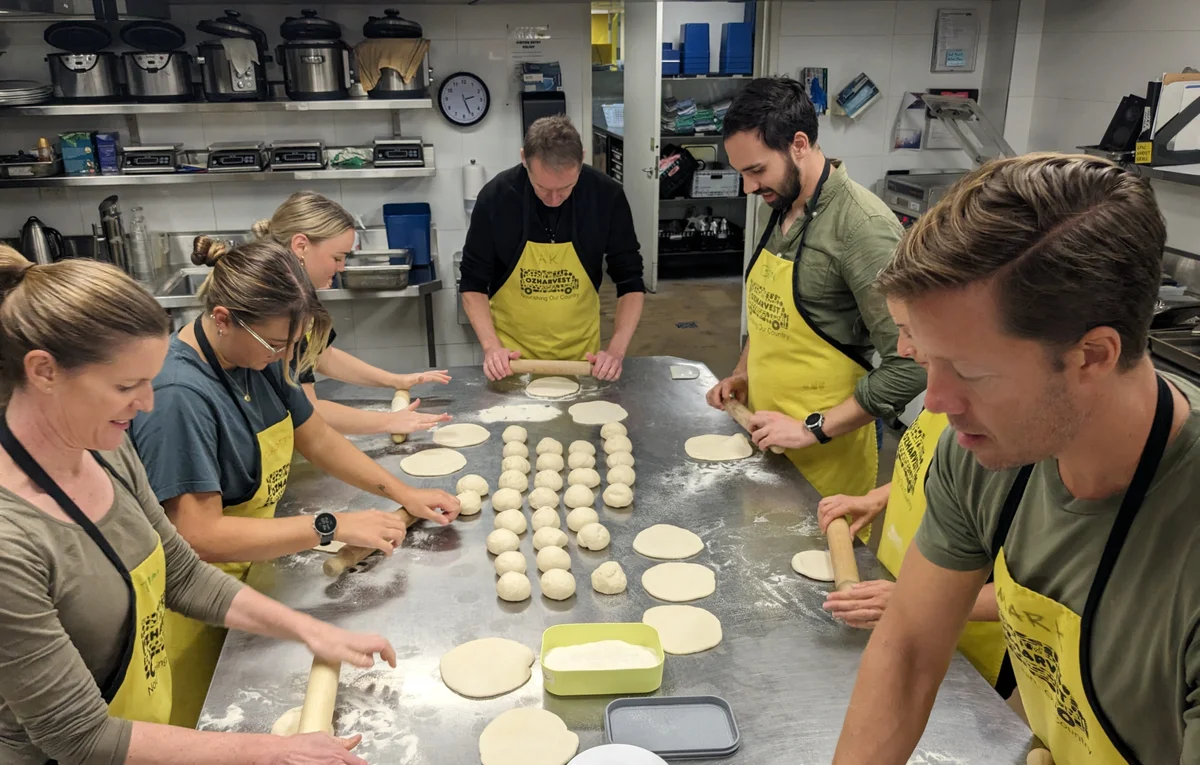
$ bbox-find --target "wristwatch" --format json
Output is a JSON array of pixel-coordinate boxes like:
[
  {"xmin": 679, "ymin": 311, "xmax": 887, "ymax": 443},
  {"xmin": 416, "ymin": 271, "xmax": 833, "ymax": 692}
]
[
  {"xmin": 313, "ymin": 512, "xmax": 338, "ymax": 546},
  {"xmin": 804, "ymin": 412, "xmax": 832, "ymax": 444}
]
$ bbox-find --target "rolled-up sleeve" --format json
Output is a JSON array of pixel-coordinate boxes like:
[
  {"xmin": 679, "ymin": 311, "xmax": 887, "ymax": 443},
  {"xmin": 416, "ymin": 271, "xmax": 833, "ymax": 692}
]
[
  {"xmin": 842, "ymin": 215, "xmax": 926, "ymax": 420},
  {"xmin": 603, "ymin": 189, "xmax": 646, "ymax": 296},
  {"xmin": 460, "ymin": 197, "xmax": 497, "ymax": 295}
]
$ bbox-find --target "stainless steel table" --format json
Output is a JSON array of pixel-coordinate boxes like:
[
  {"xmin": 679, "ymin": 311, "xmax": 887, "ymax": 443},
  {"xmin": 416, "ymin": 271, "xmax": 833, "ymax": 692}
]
[{"xmin": 197, "ymin": 357, "xmax": 1032, "ymax": 763}]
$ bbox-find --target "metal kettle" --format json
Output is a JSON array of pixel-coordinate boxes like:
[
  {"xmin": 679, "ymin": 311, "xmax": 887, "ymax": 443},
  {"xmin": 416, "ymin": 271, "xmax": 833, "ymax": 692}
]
[{"xmin": 20, "ymin": 216, "xmax": 65, "ymax": 265}]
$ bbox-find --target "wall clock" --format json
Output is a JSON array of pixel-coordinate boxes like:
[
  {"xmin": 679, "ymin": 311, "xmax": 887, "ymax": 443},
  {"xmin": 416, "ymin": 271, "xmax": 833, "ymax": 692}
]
[{"xmin": 438, "ymin": 71, "xmax": 491, "ymax": 127}]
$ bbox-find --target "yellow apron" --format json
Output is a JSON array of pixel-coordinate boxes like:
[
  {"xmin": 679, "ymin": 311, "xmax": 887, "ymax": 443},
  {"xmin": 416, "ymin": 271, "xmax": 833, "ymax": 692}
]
[
  {"xmin": 745, "ymin": 167, "xmax": 878, "ymax": 501},
  {"xmin": 990, "ymin": 376, "xmax": 1173, "ymax": 764},
  {"xmin": 166, "ymin": 316, "xmax": 296, "ymax": 728},
  {"xmin": 0, "ymin": 425, "xmax": 174, "ymax": 727},
  {"xmin": 489, "ymin": 188, "xmax": 601, "ymax": 361},
  {"xmin": 876, "ymin": 409, "xmax": 1007, "ymax": 687}
]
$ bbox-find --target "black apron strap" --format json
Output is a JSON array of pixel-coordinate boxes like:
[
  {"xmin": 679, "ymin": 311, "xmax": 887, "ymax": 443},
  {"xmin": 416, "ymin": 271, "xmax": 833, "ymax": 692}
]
[
  {"xmin": 990, "ymin": 464, "xmax": 1035, "ymax": 557},
  {"xmin": 744, "ymin": 208, "xmax": 780, "ymax": 282}
]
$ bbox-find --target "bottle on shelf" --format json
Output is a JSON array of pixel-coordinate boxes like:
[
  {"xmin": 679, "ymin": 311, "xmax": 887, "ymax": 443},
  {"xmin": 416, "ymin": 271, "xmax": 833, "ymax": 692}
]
[
  {"xmin": 126, "ymin": 206, "xmax": 156, "ymax": 284},
  {"xmin": 35, "ymin": 137, "xmax": 52, "ymax": 162}
]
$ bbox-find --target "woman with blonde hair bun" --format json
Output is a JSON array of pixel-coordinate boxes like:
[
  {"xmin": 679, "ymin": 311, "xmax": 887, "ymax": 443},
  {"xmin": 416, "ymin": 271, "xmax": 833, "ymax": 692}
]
[
  {"xmin": 236, "ymin": 189, "xmax": 451, "ymax": 437},
  {"xmin": 0, "ymin": 245, "xmax": 397, "ymax": 764},
  {"xmin": 130, "ymin": 239, "xmax": 459, "ymax": 727}
]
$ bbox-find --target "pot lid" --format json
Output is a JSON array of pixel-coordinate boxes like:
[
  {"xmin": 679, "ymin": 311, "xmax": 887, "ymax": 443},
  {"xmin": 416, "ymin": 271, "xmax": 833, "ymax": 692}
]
[
  {"xmin": 197, "ymin": 10, "xmax": 266, "ymax": 44},
  {"xmin": 280, "ymin": 9, "xmax": 342, "ymax": 41},
  {"xmin": 363, "ymin": 9, "xmax": 423, "ymax": 39},
  {"xmin": 121, "ymin": 20, "xmax": 188, "ymax": 53},
  {"xmin": 44, "ymin": 21, "xmax": 112, "ymax": 54}
]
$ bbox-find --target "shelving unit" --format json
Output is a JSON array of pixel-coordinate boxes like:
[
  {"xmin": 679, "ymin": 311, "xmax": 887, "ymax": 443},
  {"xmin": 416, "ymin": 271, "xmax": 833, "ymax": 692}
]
[{"xmin": 2, "ymin": 98, "xmax": 433, "ymax": 117}]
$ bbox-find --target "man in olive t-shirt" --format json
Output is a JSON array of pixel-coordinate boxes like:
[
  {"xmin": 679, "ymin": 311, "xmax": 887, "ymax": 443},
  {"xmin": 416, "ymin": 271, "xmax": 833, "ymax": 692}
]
[{"xmin": 832, "ymin": 153, "xmax": 1200, "ymax": 765}]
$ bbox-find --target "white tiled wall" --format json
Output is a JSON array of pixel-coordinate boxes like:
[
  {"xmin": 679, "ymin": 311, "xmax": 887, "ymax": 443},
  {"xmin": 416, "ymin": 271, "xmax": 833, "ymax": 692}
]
[
  {"xmin": 767, "ymin": 0, "xmax": 994, "ymax": 191},
  {"xmin": 0, "ymin": 2, "xmax": 592, "ymax": 371}
]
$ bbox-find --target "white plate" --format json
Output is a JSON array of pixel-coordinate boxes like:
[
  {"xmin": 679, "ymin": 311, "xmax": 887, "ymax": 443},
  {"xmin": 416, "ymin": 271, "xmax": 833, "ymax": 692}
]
[{"xmin": 569, "ymin": 744, "xmax": 668, "ymax": 765}]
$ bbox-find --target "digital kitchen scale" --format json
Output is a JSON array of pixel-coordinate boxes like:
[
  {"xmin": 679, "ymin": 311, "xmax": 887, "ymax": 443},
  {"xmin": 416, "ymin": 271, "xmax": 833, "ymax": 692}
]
[
  {"xmin": 881, "ymin": 170, "xmax": 966, "ymax": 216},
  {"xmin": 122, "ymin": 144, "xmax": 183, "ymax": 174},
  {"xmin": 373, "ymin": 137, "xmax": 424, "ymax": 168},
  {"xmin": 207, "ymin": 141, "xmax": 266, "ymax": 173},
  {"xmin": 269, "ymin": 140, "xmax": 326, "ymax": 171}
]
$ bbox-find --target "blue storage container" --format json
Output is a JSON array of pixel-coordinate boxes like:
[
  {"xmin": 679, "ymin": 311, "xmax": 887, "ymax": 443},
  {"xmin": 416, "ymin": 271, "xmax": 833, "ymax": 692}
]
[
  {"xmin": 720, "ymin": 22, "xmax": 753, "ymax": 63},
  {"xmin": 662, "ymin": 60, "xmax": 681, "ymax": 76},
  {"xmin": 383, "ymin": 203, "xmax": 431, "ymax": 266}
]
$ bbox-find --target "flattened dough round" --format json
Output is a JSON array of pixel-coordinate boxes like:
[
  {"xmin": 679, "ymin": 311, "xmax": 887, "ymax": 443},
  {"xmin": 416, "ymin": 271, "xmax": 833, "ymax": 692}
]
[
  {"xmin": 457, "ymin": 474, "xmax": 489, "ymax": 496},
  {"xmin": 457, "ymin": 490, "xmax": 483, "ymax": 516},
  {"xmin": 494, "ymin": 509, "xmax": 527, "ymax": 535},
  {"xmin": 602, "ymin": 484, "xmax": 633, "ymax": 508},
  {"xmin": 492, "ymin": 488, "xmax": 523, "ymax": 512},
  {"xmin": 791, "ymin": 550, "xmax": 835, "ymax": 582},
  {"xmin": 536, "ymin": 545, "xmax": 571, "ymax": 572},
  {"xmin": 643, "ymin": 605, "xmax": 722, "ymax": 655},
  {"xmin": 432, "ymin": 423, "xmax": 490, "ymax": 448},
  {"xmin": 633, "ymin": 524, "xmax": 704, "ymax": 560},
  {"xmin": 536, "ymin": 453, "xmax": 565, "ymax": 472},
  {"xmin": 607, "ymin": 465, "xmax": 635, "ymax": 486},
  {"xmin": 567, "ymin": 451, "xmax": 596, "ymax": 469},
  {"xmin": 684, "ymin": 433, "xmax": 752, "ymax": 462},
  {"xmin": 642, "ymin": 562, "xmax": 716, "ymax": 602},
  {"xmin": 591, "ymin": 561, "xmax": 627, "ymax": 594},
  {"xmin": 569, "ymin": 400, "xmax": 629, "ymax": 425},
  {"xmin": 531, "ymin": 505, "xmax": 561, "ymax": 531},
  {"xmin": 272, "ymin": 705, "xmax": 329, "ymax": 736},
  {"xmin": 503, "ymin": 425, "xmax": 528, "ymax": 443},
  {"xmin": 400, "ymin": 447, "xmax": 466, "ymax": 476},
  {"xmin": 479, "ymin": 707, "xmax": 579, "ymax": 765},
  {"xmin": 603, "ymin": 435, "xmax": 632, "ymax": 454},
  {"xmin": 564, "ymin": 484, "xmax": 594, "ymax": 509},
  {"xmin": 502, "ymin": 441, "xmax": 529, "ymax": 458},
  {"xmin": 527, "ymin": 376, "xmax": 580, "ymax": 398},
  {"xmin": 606, "ymin": 452, "xmax": 635, "ymax": 468},
  {"xmin": 496, "ymin": 571, "xmax": 531, "ymax": 602},
  {"xmin": 494, "ymin": 550, "xmax": 527, "ymax": 575},
  {"xmin": 441, "ymin": 637, "xmax": 535, "ymax": 698},
  {"xmin": 567, "ymin": 467, "xmax": 600, "ymax": 488},
  {"xmin": 577, "ymin": 522, "xmax": 610, "ymax": 551},
  {"xmin": 528, "ymin": 487, "xmax": 559, "ymax": 511},
  {"xmin": 566, "ymin": 506, "xmax": 599, "ymax": 532},
  {"xmin": 534, "ymin": 469, "xmax": 563, "ymax": 490},
  {"xmin": 600, "ymin": 422, "xmax": 627, "ymax": 439}
]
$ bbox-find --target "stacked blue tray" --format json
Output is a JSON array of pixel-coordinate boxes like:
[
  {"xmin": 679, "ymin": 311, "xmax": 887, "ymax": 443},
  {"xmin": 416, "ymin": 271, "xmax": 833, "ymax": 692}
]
[
  {"xmin": 719, "ymin": 22, "xmax": 753, "ymax": 75},
  {"xmin": 662, "ymin": 42, "xmax": 681, "ymax": 76},
  {"xmin": 680, "ymin": 22, "xmax": 710, "ymax": 75}
]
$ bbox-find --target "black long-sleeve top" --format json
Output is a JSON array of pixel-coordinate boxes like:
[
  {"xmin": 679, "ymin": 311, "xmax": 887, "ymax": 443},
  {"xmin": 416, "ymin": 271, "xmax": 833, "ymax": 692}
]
[{"xmin": 459, "ymin": 163, "xmax": 646, "ymax": 297}]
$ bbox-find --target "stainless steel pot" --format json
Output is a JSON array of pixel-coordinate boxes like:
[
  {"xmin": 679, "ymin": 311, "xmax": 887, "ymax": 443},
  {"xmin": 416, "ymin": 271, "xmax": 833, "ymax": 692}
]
[
  {"xmin": 277, "ymin": 41, "xmax": 350, "ymax": 101},
  {"xmin": 198, "ymin": 41, "xmax": 267, "ymax": 101},
  {"xmin": 124, "ymin": 51, "xmax": 194, "ymax": 103},
  {"xmin": 47, "ymin": 52, "xmax": 121, "ymax": 102},
  {"xmin": 367, "ymin": 52, "xmax": 431, "ymax": 99}
]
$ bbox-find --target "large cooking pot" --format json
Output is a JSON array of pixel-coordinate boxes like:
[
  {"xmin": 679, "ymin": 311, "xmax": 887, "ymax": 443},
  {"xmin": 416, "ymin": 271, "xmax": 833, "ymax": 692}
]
[
  {"xmin": 43, "ymin": 21, "xmax": 121, "ymax": 103},
  {"xmin": 361, "ymin": 9, "xmax": 429, "ymax": 100},
  {"xmin": 121, "ymin": 21, "xmax": 194, "ymax": 103},
  {"xmin": 278, "ymin": 10, "xmax": 349, "ymax": 101},
  {"xmin": 197, "ymin": 10, "xmax": 270, "ymax": 101}
]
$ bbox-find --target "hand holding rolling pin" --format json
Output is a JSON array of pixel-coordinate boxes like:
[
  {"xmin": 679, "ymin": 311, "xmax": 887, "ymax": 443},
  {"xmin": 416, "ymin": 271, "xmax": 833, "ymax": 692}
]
[
  {"xmin": 818, "ymin": 489, "xmax": 888, "ymax": 538},
  {"xmin": 748, "ymin": 410, "xmax": 818, "ymax": 451},
  {"xmin": 384, "ymin": 398, "xmax": 452, "ymax": 435},
  {"xmin": 482, "ymin": 345, "xmax": 521, "ymax": 381},
  {"xmin": 396, "ymin": 487, "xmax": 461, "ymax": 525},
  {"xmin": 586, "ymin": 348, "xmax": 625, "ymax": 381},
  {"xmin": 705, "ymin": 372, "xmax": 748, "ymax": 409},
  {"xmin": 302, "ymin": 620, "xmax": 397, "ymax": 671},
  {"xmin": 270, "ymin": 733, "xmax": 369, "ymax": 765}
]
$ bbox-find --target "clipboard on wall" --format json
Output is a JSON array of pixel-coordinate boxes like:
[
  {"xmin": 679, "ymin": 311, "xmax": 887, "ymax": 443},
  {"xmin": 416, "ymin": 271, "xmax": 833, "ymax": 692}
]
[{"xmin": 931, "ymin": 9, "xmax": 979, "ymax": 73}]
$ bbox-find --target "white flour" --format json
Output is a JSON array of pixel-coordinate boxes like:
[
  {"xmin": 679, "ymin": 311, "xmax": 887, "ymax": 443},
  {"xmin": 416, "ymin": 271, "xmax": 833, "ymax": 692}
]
[
  {"xmin": 477, "ymin": 403, "xmax": 562, "ymax": 423},
  {"xmin": 544, "ymin": 640, "xmax": 659, "ymax": 671}
]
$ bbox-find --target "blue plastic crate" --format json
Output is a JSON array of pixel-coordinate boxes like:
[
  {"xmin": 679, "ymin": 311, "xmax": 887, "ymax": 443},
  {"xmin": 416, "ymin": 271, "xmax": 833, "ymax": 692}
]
[
  {"xmin": 382, "ymin": 203, "xmax": 431, "ymax": 267},
  {"xmin": 662, "ymin": 61, "xmax": 681, "ymax": 76},
  {"xmin": 682, "ymin": 59, "xmax": 710, "ymax": 75}
]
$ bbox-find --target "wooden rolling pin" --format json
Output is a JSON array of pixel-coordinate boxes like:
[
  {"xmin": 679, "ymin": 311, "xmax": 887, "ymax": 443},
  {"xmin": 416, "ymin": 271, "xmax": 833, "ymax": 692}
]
[
  {"xmin": 297, "ymin": 657, "xmax": 340, "ymax": 735},
  {"xmin": 322, "ymin": 508, "xmax": 418, "ymax": 577},
  {"xmin": 509, "ymin": 359, "xmax": 592, "ymax": 377},
  {"xmin": 1026, "ymin": 749, "xmax": 1054, "ymax": 765},
  {"xmin": 390, "ymin": 389, "xmax": 411, "ymax": 445},
  {"xmin": 826, "ymin": 517, "xmax": 860, "ymax": 593},
  {"xmin": 723, "ymin": 399, "xmax": 786, "ymax": 455}
]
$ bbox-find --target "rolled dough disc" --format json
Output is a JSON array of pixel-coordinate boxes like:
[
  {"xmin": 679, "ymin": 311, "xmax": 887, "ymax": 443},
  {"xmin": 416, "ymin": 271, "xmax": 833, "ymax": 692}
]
[
  {"xmin": 641, "ymin": 562, "xmax": 716, "ymax": 603},
  {"xmin": 526, "ymin": 376, "xmax": 580, "ymax": 398},
  {"xmin": 791, "ymin": 550, "xmax": 835, "ymax": 582},
  {"xmin": 271, "ymin": 705, "xmax": 332, "ymax": 736},
  {"xmin": 390, "ymin": 390, "xmax": 411, "ymax": 445},
  {"xmin": 568, "ymin": 400, "xmax": 629, "ymax": 425},
  {"xmin": 632, "ymin": 524, "xmax": 704, "ymax": 560},
  {"xmin": 433, "ymin": 423, "xmax": 490, "ymax": 448},
  {"xmin": 642, "ymin": 605, "xmax": 723, "ymax": 655},
  {"xmin": 479, "ymin": 707, "xmax": 579, "ymax": 765},
  {"xmin": 400, "ymin": 447, "xmax": 466, "ymax": 476},
  {"xmin": 684, "ymin": 433, "xmax": 753, "ymax": 462},
  {"xmin": 440, "ymin": 637, "xmax": 535, "ymax": 698}
]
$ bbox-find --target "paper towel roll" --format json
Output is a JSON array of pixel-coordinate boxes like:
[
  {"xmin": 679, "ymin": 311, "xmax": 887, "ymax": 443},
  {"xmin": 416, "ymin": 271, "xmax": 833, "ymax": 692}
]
[{"xmin": 463, "ymin": 160, "xmax": 486, "ymax": 213}]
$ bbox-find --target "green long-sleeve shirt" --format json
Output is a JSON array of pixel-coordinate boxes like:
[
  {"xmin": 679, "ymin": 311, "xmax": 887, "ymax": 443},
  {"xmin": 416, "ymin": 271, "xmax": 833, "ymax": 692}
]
[{"xmin": 762, "ymin": 160, "xmax": 926, "ymax": 421}]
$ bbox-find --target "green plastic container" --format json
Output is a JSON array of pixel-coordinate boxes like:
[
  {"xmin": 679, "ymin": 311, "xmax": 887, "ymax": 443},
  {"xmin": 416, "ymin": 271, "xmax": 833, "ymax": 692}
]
[{"xmin": 541, "ymin": 623, "xmax": 665, "ymax": 697}]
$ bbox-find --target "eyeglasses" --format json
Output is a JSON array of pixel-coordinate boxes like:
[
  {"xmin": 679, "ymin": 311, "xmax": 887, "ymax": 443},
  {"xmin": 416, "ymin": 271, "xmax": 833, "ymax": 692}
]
[{"xmin": 236, "ymin": 318, "xmax": 288, "ymax": 356}]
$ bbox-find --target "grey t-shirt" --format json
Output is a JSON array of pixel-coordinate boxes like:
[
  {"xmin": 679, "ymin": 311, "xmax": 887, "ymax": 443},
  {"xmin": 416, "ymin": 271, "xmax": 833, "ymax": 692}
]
[
  {"xmin": 915, "ymin": 372, "xmax": 1200, "ymax": 764},
  {"xmin": 131, "ymin": 335, "xmax": 314, "ymax": 506}
]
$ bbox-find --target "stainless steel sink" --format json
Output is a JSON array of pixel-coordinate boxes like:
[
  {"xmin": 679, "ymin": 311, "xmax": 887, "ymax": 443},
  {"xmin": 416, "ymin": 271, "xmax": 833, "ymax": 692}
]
[{"xmin": 154, "ymin": 267, "xmax": 211, "ymax": 309}]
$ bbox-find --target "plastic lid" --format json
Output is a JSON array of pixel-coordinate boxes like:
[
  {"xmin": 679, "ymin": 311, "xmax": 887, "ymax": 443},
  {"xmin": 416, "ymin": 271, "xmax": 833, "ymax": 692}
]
[
  {"xmin": 120, "ymin": 20, "xmax": 188, "ymax": 53},
  {"xmin": 605, "ymin": 696, "xmax": 741, "ymax": 759},
  {"xmin": 280, "ymin": 9, "xmax": 342, "ymax": 41},
  {"xmin": 44, "ymin": 21, "xmax": 112, "ymax": 54},
  {"xmin": 363, "ymin": 9, "xmax": 423, "ymax": 39},
  {"xmin": 569, "ymin": 745, "xmax": 667, "ymax": 765}
]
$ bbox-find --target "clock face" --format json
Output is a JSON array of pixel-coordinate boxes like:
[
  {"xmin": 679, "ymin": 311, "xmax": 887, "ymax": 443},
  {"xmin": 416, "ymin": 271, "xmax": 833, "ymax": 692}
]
[{"xmin": 438, "ymin": 72, "xmax": 491, "ymax": 127}]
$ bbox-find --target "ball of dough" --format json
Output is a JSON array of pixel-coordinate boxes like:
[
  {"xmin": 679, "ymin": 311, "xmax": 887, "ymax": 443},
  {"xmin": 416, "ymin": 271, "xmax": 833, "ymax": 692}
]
[
  {"xmin": 531, "ymin": 505, "xmax": 561, "ymax": 531},
  {"xmin": 501, "ymin": 455, "xmax": 531, "ymax": 475},
  {"xmin": 533, "ymin": 526, "xmax": 568, "ymax": 551},
  {"xmin": 567, "ymin": 467, "xmax": 600, "ymax": 488},
  {"xmin": 564, "ymin": 484, "xmax": 595, "ymax": 509},
  {"xmin": 607, "ymin": 465, "xmax": 636, "ymax": 486},
  {"xmin": 603, "ymin": 484, "xmax": 633, "ymax": 508},
  {"xmin": 566, "ymin": 506, "xmax": 599, "ymax": 532},
  {"xmin": 592, "ymin": 561, "xmax": 627, "ymax": 594},
  {"xmin": 606, "ymin": 452, "xmax": 635, "ymax": 469},
  {"xmin": 494, "ymin": 509, "xmax": 527, "ymax": 535},
  {"xmin": 536, "ymin": 453, "xmax": 565, "ymax": 472},
  {"xmin": 540, "ymin": 569, "xmax": 576, "ymax": 600},
  {"xmin": 457, "ymin": 474, "xmax": 490, "ymax": 496},
  {"xmin": 492, "ymin": 487, "xmax": 523, "ymax": 512},
  {"xmin": 533, "ymin": 469, "xmax": 563, "ymax": 491},
  {"xmin": 577, "ymin": 522, "xmax": 611, "ymax": 551},
  {"xmin": 494, "ymin": 550, "xmax": 527, "ymax": 575},
  {"xmin": 568, "ymin": 440, "xmax": 596, "ymax": 456},
  {"xmin": 536, "ymin": 545, "xmax": 571, "ymax": 572},
  {"xmin": 457, "ymin": 490, "xmax": 483, "ymax": 516},
  {"xmin": 496, "ymin": 571, "xmax": 531, "ymax": 602},
  {"xmin": 604, "ymin": 435, "xmax": 633, "ymax": 454},
  {"xmin": 498, "ymin": 470, "xmax": 529, "ymax": 493},
  {"xmin": 600, "ymin": 422, "xmax": 628, "ymax": 439},
  {"xmin": 502, "ymin": 425, "xmax": 527, "ymax": 444},
  {"xmin": 501, "ymin": 441, "xmax": 529, "ymax": 459},
  {"xmin": 486, "ymin": 528, "xmax": 520, "ymax": 555},
  {"xmin": 528, "ymin": 487, "xmax": 559, "ymax": 511},
  {"xmin": 567, "ymin": 451, "xmax": 596, "ymax": 470},
  {"xmin": 536, "ymin": 437, "xmax": 563, "ymax": 455}
]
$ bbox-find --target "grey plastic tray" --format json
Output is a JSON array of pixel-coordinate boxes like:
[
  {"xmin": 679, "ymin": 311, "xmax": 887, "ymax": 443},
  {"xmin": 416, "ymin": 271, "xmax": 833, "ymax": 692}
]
[{"xmin": 605, "ymin": 695, "xmax": 740, "ymax": 759}]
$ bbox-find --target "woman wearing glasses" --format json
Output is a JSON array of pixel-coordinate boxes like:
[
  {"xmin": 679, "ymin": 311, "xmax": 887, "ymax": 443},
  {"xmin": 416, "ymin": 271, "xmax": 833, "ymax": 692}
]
[{"xmin": 130, "ymin": 240, "xmax": 459, "ymax": 727}]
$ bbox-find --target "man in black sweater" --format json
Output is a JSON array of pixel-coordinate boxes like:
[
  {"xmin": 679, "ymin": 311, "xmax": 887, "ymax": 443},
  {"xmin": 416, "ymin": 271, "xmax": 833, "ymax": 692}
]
[{"xmin": 460, "ymin": 115, "xmax": 646, "ymax": 381}]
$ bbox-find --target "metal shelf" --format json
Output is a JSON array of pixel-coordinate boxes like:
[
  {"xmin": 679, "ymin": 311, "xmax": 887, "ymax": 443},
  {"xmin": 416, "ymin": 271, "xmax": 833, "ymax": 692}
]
[
  {"xmin": 662, "ymin": 195, "xmax": 745, "ymax": 203},
  {"xmin": 1, "ymin": 98, "xmax": 433, "ymax": 117},
  {"xmin": 663, "ymin": 74, "xmax": 751, "ymax": 80}
]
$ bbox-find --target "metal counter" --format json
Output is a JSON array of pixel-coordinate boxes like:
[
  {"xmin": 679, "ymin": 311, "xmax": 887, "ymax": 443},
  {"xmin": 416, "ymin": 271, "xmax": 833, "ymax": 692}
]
[{"xmin": 197, "ymin": 357, "xmax": 1031, "ymax": 764}]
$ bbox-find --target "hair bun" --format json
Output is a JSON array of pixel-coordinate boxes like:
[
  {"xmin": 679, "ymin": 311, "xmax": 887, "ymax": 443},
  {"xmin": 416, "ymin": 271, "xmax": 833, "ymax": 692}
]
[
  {"xmin": 190, "ymin": 235, "xmax": 229, "ymax": 267},
  {"xmin": 250, "ymin": 219, "xmax": 272, "ymax": 239}
]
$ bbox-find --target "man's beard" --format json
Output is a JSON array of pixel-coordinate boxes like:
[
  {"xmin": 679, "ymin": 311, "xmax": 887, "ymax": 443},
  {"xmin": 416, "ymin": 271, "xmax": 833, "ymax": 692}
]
[{"xmin": 763, "ymin": 161, "xmax": 802, "ymax": 211}]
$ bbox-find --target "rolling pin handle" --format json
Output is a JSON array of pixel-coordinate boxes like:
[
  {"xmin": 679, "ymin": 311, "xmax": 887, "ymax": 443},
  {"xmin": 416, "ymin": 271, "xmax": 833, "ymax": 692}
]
[{"xmin": 826, "ymin": 517, "xmax": 860, "ymax": 593}]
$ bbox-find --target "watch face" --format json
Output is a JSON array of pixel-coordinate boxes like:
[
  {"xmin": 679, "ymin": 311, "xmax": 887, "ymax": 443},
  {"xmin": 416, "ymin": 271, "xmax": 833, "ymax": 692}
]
[
  {"xmin": 805, "ymin": 413, "xmax": 823, "ymax": 428},
  {"xmin": 314, "ymin": 513, "xmax": 337, "ymax": 534}
]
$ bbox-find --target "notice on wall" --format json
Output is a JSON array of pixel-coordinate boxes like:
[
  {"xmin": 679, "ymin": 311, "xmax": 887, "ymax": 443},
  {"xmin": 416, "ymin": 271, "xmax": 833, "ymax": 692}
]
[{"xmin": 931, "ymin": 9, "xmax": 978, "ymax": 73}]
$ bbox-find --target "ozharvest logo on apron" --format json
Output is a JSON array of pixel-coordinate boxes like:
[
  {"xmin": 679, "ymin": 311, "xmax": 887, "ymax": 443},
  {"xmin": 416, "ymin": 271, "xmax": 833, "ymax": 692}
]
[
  {"xmin": 746, "ymin": 277, "xmax": 791, "ymax": 335},
  {"xmin": 519, "ymin": 266, "xmax": 581, "ymax": 298}
]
